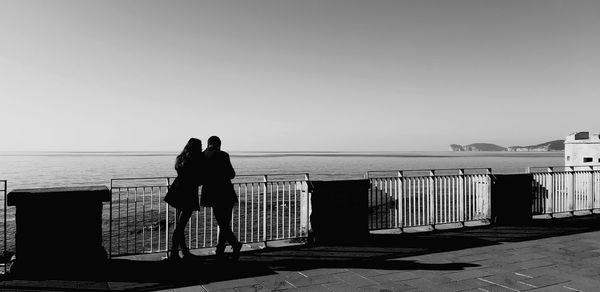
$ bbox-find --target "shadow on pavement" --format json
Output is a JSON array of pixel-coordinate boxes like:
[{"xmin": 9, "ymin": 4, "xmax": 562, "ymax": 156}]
[{"xmin": 3, "ymin": 214, "xmax": 600, "ymax": 291}]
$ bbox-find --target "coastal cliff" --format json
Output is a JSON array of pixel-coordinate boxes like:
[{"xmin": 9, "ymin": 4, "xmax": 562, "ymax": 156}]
[
  {"xmin": 449, "ymin": 143, "xmax": 507, "ymax": 151},
  {"xmin": 507, "ymin": 140, "xmax": 564, "ymax": 151},
  {"xmin": 450, "ymin": 140, "xmax": 564, "ymax": 151}
]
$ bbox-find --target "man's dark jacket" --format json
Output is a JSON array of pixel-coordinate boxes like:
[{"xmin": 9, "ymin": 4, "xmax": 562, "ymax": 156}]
[{"xmin": 200, "ymin": 147, "xmax": 237, "ymax": 207}]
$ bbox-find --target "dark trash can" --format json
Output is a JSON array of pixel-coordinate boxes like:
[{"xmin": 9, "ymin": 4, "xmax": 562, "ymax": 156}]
[
  {"xmin": 491, "ymin": 174, "xmax": 533, "ymax": 225},
  {"xmin": 309, "ymin": 180, "xmax": 371, "ymax": 244},
  {"xmin": 7, "ymin": 186, "xmax": 110, "ymax": 277}
]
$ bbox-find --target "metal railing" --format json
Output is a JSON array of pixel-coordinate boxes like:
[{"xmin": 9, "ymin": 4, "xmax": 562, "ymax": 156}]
[
  {"xmin": 366, "ymin": 169, "xmax": 492, "ymax": 230},
  {"xmin": 1, "ymin": 180, "xmax": 12, "ymax": 274},
  {"xmin": 531, "ymin": 166, "xmax": 600, "ymax": 215},
  {"xmin": 108, "ymin": 174, "xmax": 310, "ymax": 257}
]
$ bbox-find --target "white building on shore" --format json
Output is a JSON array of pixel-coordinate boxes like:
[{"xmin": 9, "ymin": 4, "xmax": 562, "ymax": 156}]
[{"xmin": 565, "ymin": 131, "xmax": 600, "ymax": 167}]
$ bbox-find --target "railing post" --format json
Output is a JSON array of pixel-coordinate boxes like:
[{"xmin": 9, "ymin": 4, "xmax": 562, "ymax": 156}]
[
  {"xmin": 3, "ymin": 180, "xmax": 7, "ymax": 269},
  {"xmin": 165, "ymin": 182, "xmax": 169, "ymax": 253},
  {"xmin": 588, "ymin": 166, "xmax": 594, "ymax": 211},
  {"xmin": 546, "ymin": 167, "xmax": 554, "ymax": 214},
  {"xmin": 300, "ymin": 174, "xmax": 310, "ymax": 238},
  {"xmin": 397, "ymin": 171, "xmax": 403, "ymax": 229},
  {"xmin": 262, "ymin": 175, "xmax": 268, "ymax": 243},
  {"xmin": 428, "ymin": 170, "xmax": 435, "ymax": 226},
  {"xmin": 458, "ymin": 169, "xmax": 465, "ymax": 222},
  {"xmin": 594, "ymin": 166, "xmax": 600, "ymax": 212},
  {"xmin": 485, "ymin": 168, "xmax": 492, "ymax": 220},
  {"xmin": 594, "ymin": 166, "xmax": 599, "ymax": 212},
  {"xmin": 109, "ymin": 181, "xmax": 113, "ymax": 258},
  {"xmin": 568, "ymin": 166, "xmax": 575, "ymax": 213}
]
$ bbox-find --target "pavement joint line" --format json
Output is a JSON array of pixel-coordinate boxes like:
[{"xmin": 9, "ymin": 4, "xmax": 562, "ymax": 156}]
[
  {"xmin": 477, "ymin": 278, "xmax": 520, "ymax": 292},
  {"xmin": 517, "ymin": 281, "xmax": 537, "ymax": 288},
  {"xmin": 563, "ymin": 285, "xmax": 583, "ymax": 292},
  {"xmin": 297, "ymin": 272, "xmax": 308, "ymax": 278},
  {"xmin": 284, "ymin": 280, "xmax": 297, "ymax": 288},
  {"xmin": 353, "ymin": 272, "xmax": 374, "ymax": 281},
  {"xmin": 514, "ymin": 272, "xmax": 533, "ymax": 278}
]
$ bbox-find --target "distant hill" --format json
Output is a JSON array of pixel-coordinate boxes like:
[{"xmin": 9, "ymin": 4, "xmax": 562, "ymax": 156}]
[
  {"xmin": 449, "ymin": 143, "xmax": 507, "ymax": 151},
  {"xmin": 507, "ymin": 140, "xmax": 564, "ymax": 151},
  {"xmin": 450, "ymin": 140, "xmax": 564, "ymax": 151}
]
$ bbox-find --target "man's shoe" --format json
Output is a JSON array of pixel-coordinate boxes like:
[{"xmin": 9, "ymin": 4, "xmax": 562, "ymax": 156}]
[{"xmin": 232, "ymin": 242, "xmax": 243, "ymax": 261}]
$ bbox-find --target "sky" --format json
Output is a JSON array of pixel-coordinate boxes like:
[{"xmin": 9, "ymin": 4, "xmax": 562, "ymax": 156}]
[{"xmin": 0, "ymin": 0, "xmax": 598, "ymax": 152}]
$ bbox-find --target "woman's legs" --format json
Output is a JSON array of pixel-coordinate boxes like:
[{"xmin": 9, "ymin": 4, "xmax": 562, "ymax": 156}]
[{"xmin": 170, "ymin": 209, "xmax": 193, "ymax": 259}]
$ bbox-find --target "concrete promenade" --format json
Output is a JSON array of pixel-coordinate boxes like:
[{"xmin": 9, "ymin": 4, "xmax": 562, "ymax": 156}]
[{"xmin": 2, "ymin": 215, "xmax": 600, "ymax": 291}]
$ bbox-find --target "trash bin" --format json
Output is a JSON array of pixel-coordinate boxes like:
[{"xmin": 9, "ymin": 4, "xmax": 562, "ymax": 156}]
[
  {"xmin": 491, "ymin": 174, "xmax": 533, "ymax": 225},
  {"xmin": 309, "ymin": 180, "xmax": 371, "ymax": 244},
  {"xmin": 7, "ymin": 186, "xmax": 110, "ymax": 276}
]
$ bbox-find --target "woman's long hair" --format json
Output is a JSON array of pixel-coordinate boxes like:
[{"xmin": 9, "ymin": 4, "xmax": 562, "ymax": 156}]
[{"xmin": 175, "ymin": 138, "xmax": 202, "ymax": 170}]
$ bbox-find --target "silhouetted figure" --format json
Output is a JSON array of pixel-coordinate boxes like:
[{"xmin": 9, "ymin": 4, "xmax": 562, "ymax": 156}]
[
  {"xmin": 164, "ymin": 138, "xmax": 204, "ymax": 261},
  {"xmin": 200, "ymin": 136, "xmax": 242, "ymax": 260}
]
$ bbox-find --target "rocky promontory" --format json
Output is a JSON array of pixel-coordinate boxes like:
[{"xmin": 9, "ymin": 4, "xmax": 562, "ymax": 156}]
[
  {"xmin": 450, "ymin": 140, "xmax": 564, "ymax": 151},
  {"xmin": 450, "ymin": 143, "xmax": 507, "ymax": 151}
]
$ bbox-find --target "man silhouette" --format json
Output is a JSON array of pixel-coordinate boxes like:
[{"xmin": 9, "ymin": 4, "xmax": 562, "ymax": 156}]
[{"xmin": 200, "ymin": 136, "xmax": 242, "ymax": 260}]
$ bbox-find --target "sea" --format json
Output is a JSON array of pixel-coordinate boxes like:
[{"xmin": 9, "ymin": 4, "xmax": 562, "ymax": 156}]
[{"xmin": 0, "ymin": 151, "xmax": 565, "ymax": 191}]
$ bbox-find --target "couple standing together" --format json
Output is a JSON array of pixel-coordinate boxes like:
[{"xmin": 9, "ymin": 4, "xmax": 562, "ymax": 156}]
[{"xmin": 164, "ymin": 136, "xmax": 242, "ymax": 261}]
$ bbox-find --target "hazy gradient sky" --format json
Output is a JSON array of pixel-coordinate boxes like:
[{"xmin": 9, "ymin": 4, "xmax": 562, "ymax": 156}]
[{"xmin": 1, "ymin": 0, "xmax": 598, "ymax": 151}]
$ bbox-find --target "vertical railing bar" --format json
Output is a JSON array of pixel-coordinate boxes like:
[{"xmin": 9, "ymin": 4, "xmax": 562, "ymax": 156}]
[
  {"xmin": 118, "ymin": 188, "xmax": 122, "ymax": 255},
  {"xmin": 294, "ymin": 180, "xmax": 298, "ymax": 237},
  {"xmin": 398, "ymin": 171, "xmax": 403, "ymax": 228},
  {"xmin": 134, "ymin": 188, "xmax": 138, "ymax": 253},
  {"xmin": 417, "ymin": 176, "xmax": 424, "ymax": 226},
  {"xmin": 142, "ymin": 187, "xmax": 146, "ymax": 252},
  {"xmin": 109, "ymin": 181, "xmax": 113, "ymax": 257},
  {"xmin": 409, "ymin": 177, "xmax": 413, "ymax": 227},
  {"xmin": 412, "ymin": 177, "xmax": 416, "ymax": 226},
  {"xmin": 305, "ymin": 174, "xmax": 311, "ymax": 237},
  {"xmin": 276, "ymin": 183, "xmax": 279, "ymax": 239},
  {"xmin": 269, "ymin": 183, "xmax": 273, "ymax": 240},
  {"xmin": 429, "ymin": 171, "xmax": 435, "ymax": 226},
  {"xmin": 157, "ymin": 186, "xmax": 162, "ymax": 252},
  {"xmin": 150, "ymin": 187, "xmax": 155, "ymax": 252},
  {"xmin": 389, "ymin": 178, "xmax": 393, "ymax": 228},
  {"xmin": 287, "ymin": 182, "xmax": 292, "ymax": 238},
  {"xmin": 165, "ymin": 185, "xmax": 171, "ymax": 252},
  {"xmin": 384, "ymin": 178, "xmax": 389, "ymax": 228},
  {"xmin": 251, "ymin": 183, "xmax": 255, "ymax": 242},
  {"xmin": 203, "ymin": 207, "xmax": 207, "ymax": 247},
  {"xmin": 263, "ymin": 176, "xmax": 268, "ymax": 243},
  {"xmin": 244, "ymin": 184, "xmax": 248, "ymax": 242},
  {"xmin": 394, "ymin": 176, "xmax": 398, "ymax": 228},
  {"xmin": 126, "ymin": 188, "xmax": 130, "ymax": 254}
]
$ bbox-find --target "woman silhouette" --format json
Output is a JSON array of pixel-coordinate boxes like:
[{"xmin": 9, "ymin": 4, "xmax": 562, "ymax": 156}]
[{"xmin": 164, "ymin": 138, "xmax": 204, "ymax": 260}]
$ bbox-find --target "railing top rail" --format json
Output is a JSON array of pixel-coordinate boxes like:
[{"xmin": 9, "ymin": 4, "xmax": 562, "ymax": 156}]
[
  {"xmin": 529, "ymin": 165, "xmax": 600, "ymax": 172},
  {"xmin": 110, "ymin": 173, "xmax": 310, "ymax": 188},
  {"xmin": 236, "ymin": 173, "xmax": 308, "ymax": 177},
  {"xmin": 366, "ymin": 168, "xmax": 491, "ymax": 178},
  {"xmin": 234, "ymin": 173, "xmax": 309, "ymax": 181},
  {"xmin": 111, "ymin": 177, "xmax": 171, "ymax": 182}
]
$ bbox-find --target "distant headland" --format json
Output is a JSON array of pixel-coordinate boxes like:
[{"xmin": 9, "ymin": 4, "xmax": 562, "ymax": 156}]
[{"xmin": 450, "ymin": 140, "xmax": 565, "ymax": 152}]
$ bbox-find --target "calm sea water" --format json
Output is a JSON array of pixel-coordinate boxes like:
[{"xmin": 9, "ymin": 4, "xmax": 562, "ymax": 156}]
[{"xmin": 0, "ymin": 151, "xmax": 564, "ymax": 191}]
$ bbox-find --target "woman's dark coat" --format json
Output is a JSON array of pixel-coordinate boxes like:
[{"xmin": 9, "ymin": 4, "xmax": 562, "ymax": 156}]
[{"xmin": 164, "ymin": 155, "xmax": 203, "ymax": 211}]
